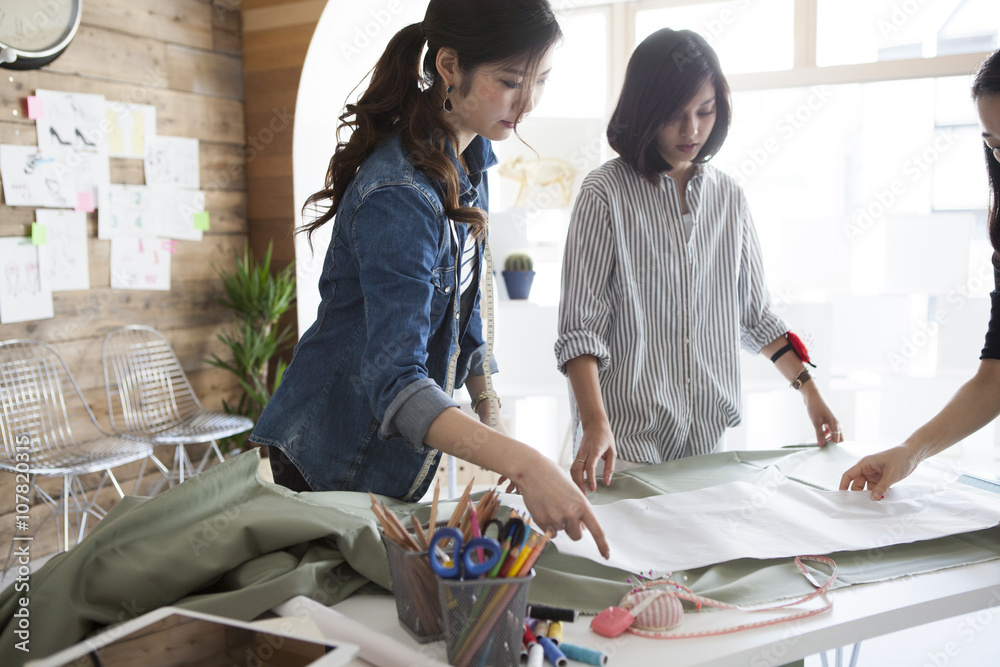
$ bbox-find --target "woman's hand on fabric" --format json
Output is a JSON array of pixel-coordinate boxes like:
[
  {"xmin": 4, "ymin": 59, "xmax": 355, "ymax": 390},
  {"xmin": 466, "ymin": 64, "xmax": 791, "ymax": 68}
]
[
  {"xmin": 839, "ymin": 445, "xmax": 922, "ymax": 500},
  {"xmin": 571, "ymin": 421, "xmax": 617, "ymax": 494},
  {"xmin": 803, "ymin": 389, "xmax": 843, "ymax": 446}
]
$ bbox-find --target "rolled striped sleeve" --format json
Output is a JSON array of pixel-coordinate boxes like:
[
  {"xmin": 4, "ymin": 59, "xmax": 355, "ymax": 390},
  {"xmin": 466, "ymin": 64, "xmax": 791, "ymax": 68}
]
[
  {"xmin": 737, "ymin": 202, "xmax": 788, "ymax": 353},
  {"xmin": 556, "ymin": 186, "xmax": 615, "ymax": 374}
]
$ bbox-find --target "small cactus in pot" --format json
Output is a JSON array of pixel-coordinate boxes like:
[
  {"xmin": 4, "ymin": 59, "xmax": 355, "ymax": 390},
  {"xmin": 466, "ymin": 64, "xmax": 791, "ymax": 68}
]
[{"xmin": 502, "ymin": 252, "xmax": 535, "ymax": 300}]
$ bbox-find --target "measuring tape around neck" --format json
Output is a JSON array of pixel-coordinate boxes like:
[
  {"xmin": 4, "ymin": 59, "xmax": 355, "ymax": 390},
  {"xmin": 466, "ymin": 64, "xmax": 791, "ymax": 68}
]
[{"xmin": 480, "ymin": 236, "xmax": 498, "ymax": 430}]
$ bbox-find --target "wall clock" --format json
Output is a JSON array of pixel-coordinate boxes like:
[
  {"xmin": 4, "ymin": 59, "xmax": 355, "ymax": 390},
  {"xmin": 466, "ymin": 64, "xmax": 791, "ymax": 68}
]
[{"xmin": 0, "ymin": 0, "xmax": 83, "ymax": 70}]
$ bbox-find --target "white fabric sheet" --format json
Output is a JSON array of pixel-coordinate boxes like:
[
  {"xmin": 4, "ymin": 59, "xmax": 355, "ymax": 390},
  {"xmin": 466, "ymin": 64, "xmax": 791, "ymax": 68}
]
[{"xmin": 501, "ymin": 469, "xmax": 1000, "ymax": 574}]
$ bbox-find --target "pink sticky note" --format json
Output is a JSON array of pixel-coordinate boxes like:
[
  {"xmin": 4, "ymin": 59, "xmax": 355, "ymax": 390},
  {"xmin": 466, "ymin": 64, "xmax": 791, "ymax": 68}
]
[
  {"xmin": 26, "ymin": 96, "xmax": 44, "ymax": 120},
  {"xmin": 75, "ymin": 191, "xmax": 95, "ymax": 213}
]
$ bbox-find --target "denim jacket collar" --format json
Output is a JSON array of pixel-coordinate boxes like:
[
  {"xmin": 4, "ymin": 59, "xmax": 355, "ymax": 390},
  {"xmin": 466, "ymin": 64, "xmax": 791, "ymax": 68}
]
[{"xmin": 444, "ymin": 135, "xmax": 499, "ymax": 201}]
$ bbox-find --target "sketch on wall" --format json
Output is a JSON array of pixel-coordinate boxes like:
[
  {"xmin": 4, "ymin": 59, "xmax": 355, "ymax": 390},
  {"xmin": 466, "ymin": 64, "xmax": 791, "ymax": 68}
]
[
  {"xmin": 0, "ymin": 90, "xmax": 214, "ymax": 316},
  {"xmin": 145, "ymin": 136, "xmax": 200, "ymax": 189},
  {"xmin": 33, "ymin": 89, "xmax": 111, "ymax": 205},
  {"xmin": 35, "ymin": 209, "xmax": 90, "ymax": 292},
  {"xmin": 98, "ymin": 184, "xmax": 157, "ymax": 239},
  {"xmin": 106, "ymin": 102, "xmax": 156, "ymax": 158},
  {"xmin": 0, "ymin": 144, "xmax": 75, "ymax": 208},
  {"xmin": 110, "ymin": 237, "xmax": 171, "ymax": 291},
  {"xmin": 0, "ymin": 237, "xmax": 54, "ymax": 323},
  {"xmin": 156, "ymin": 188, "xmax": 207, "ymax": 242}
]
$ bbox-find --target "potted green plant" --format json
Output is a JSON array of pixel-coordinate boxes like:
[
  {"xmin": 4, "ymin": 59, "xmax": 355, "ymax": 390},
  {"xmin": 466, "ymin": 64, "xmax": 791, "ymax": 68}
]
[
  {"xmin": 207, "ymin": 242, "xmax": 296, "ymax": 452},
  {"xmin": 502, "ymin": 252, "xmax": 535, "ymax": 300}
]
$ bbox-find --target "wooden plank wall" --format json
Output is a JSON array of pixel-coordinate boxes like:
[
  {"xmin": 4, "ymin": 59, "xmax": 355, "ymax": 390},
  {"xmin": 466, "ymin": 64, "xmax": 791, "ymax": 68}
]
[
  {"xmin": 240, "ymin": 0, "xmax": 323, "ymax": 346},
  {"xmin": 0, "ymin": 0, "xmax": 248, "ymax": 560}
]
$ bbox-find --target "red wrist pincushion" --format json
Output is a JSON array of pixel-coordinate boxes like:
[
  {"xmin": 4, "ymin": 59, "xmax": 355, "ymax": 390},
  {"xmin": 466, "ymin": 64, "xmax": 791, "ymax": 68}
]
[{"xmin": 787, "ymin": 332, "xmax": 816, "ymax": 368}]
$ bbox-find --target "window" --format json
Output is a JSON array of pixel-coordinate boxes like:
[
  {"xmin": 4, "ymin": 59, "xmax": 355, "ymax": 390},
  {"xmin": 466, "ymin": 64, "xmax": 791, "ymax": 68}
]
[
  {"xmin": 817, "ymin": 0, "xmax": 999, "ymax": 67},
  {"xmin": 636, "ymin": 0, "xmax": 795, "ymax": 74},
  {"xmin": 534, "ymin": 10, "xmax": 609, "ymax": 118}
]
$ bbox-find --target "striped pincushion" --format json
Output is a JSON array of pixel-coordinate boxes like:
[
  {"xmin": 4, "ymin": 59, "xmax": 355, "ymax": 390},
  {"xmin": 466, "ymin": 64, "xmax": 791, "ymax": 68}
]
[{"xmin": 622, "ymin": 589, "xmax": 684, "ymax": 631}]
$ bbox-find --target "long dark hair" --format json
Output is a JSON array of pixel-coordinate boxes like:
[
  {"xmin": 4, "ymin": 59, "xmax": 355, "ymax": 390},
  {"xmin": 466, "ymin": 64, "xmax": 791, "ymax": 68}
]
[
  {"xmin": 608, "ymin": 29, "xmax": 731, "ymax": 184},
  {"xmin": 973, "ymin": 49, "xmax": 1000, "ymax": 254},
  {"xmin": 301, "ymin": 0, "xmax": 562, "ymax": 242}
]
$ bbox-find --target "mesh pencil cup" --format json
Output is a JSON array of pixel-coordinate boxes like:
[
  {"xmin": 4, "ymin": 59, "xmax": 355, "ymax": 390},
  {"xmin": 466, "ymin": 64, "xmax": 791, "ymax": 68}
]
[
  {"xmin": 438, "ymin": 570, "xmax": 535, "ymax": 667},
  {"xmin": 383, "ymin": 534, "xmax": 443, "ymax": 642}
]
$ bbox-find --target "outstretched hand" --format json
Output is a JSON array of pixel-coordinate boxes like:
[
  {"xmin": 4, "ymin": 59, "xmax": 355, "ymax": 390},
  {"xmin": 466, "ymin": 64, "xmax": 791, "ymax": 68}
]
[
  {"xmin": 839, "ymin": 445, "xmax": 922, "ymax": 500},
  {"xmin": 509, "ymin": 458, "xmax": 610, "ymax": 559}
]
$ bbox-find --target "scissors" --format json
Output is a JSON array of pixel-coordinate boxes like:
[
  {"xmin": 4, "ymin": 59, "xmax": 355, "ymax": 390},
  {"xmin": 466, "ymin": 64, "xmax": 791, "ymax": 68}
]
[
  {"xmin": 483, "ymin": 516, "xmax": 526, "ymax": 548},
  {"xmin": 481, "ymin": 516, "xmax": 528, "ymax": 577},
  {"xmin": 428, "ymin": 527, "xmax": 502, "ymax": 579}
]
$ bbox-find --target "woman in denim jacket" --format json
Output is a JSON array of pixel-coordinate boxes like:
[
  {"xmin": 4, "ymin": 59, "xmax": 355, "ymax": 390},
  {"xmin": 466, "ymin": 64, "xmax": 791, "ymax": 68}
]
[{"xmin": 250, "ymin": 0, "xmax": 609, "ymax": 557}]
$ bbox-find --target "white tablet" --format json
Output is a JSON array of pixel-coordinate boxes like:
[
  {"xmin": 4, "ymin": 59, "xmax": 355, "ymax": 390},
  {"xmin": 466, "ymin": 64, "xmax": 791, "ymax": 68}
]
[{"xmin": 25, "ymin": 606, "xmax": 360, "ymax": 667}]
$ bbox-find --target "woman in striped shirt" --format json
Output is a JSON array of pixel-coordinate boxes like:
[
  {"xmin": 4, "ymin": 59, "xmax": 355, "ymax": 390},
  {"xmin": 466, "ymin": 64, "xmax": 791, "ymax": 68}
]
[{"xmin": 556, "ymin": 28, "xmax": 842, "ymax": 493}]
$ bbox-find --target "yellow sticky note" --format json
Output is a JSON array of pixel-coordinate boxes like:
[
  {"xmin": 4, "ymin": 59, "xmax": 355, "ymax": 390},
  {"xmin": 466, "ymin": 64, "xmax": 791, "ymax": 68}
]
[
  {"xmin": 31, "ymin": 222, "xmax": 47, "ymax": 245},
  {"xmin": 193, "ymin": 211, "xmax": 210, "ymax": 231}
]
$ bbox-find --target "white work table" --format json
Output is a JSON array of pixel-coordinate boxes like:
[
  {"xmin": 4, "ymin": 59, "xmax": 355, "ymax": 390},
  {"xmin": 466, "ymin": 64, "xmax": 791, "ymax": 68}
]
[{"xmin": 326, "ymin": 556, "xmax": 1000, "ymax": 666}]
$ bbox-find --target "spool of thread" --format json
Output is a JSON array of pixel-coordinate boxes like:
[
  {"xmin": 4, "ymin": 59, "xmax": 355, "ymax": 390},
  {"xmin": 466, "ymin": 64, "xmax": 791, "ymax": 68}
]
[
  {"xmin": 526, "ymin": 641, "xmax": 545, "ymax": 667},
  {"xmin": 560, "ymin": 642, "xmax": 609, "ymax": 666},
  {"xmin": 537, "ymin": 636, "xmax": 568, "ymax": 667},
  {"xmin": 534, "ymin": 619, "xmax": 549, "ymax": 639},
  {"xmin": 527, "ymin": 604, "xmax": 579, "ymax": 622},
  {"xmin": 547, "ymin": 620, "xmax": 563, "ymax": 645}
]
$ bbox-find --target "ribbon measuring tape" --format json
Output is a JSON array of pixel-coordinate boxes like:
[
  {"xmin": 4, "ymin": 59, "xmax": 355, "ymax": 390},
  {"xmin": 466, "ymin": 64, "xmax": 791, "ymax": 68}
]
[
  {"xmin": 480, "ymin": 236, "xmax": 498, "ymax": 430},
  {"xmin": 592, "ymin": 555, "xmax": 838, "ymax": 639}
]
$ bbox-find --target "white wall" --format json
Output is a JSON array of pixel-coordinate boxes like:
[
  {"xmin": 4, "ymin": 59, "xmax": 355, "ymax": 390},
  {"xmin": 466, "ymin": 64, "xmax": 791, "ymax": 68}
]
[{"xmin": 294, "ymin": 1, "xmax": 429, "ymax": 336}]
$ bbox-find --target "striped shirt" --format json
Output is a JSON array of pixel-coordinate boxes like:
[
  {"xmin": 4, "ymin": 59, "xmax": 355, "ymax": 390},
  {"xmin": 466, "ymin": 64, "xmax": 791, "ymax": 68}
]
[{"xmin": 555, "ymin": 158, "xmax": 787, "ymax": 463}]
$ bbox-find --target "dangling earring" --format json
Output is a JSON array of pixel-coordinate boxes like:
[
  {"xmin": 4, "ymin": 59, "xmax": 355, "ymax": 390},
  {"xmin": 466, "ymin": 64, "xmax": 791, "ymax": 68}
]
[{"xmin": 443, "ymin": 85, "xmax": 453, "ymax": 113}]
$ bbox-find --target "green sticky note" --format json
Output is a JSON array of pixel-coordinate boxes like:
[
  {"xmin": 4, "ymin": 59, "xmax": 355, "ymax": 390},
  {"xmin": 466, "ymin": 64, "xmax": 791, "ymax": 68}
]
[
  {"xmin": 193, "ymin": 211, "xmax": 210, "ymax": 231},
  {"xmin": 31, "ymin": 222, "xmax": 47, "ymax": 245}
]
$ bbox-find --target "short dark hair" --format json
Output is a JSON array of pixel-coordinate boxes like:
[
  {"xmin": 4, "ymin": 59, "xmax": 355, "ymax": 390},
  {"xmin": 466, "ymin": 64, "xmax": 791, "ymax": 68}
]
[{"xmin": 608, "ymin": 29, "xmax": 731, "ymax": 184}]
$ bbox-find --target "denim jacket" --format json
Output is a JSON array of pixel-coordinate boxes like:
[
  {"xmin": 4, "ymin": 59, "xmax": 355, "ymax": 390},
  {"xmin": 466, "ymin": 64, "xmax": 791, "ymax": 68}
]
[{"xmin": 250, "ymin": 134, "xmax": 499, "ymax": 501}]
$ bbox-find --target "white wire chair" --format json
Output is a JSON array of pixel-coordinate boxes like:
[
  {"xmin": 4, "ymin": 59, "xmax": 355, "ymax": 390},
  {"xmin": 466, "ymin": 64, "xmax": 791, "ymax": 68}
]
[
  {"xmin": 0, "ymin": 339, "xmax": 167, "ymax": 578},
  {"xmin": 102, "ymin": 325, "xmax": 254, "ymax": 494}
]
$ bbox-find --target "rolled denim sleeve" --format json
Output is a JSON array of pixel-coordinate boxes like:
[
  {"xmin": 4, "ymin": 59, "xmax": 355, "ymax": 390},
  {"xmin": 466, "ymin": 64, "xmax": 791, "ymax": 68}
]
[
  {"xmin": 737, "ymin": 202, "xmax": 788, "ymax": 353},
  {"xmin": 352, "ymin": 185, "xmax": 459, "ymax": 451}
]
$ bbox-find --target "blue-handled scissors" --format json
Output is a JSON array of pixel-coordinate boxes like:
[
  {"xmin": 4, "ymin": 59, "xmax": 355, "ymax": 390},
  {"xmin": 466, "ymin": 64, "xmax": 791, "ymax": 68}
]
[{"xmin": 428, "ymin": 527, "xmax": 502, "ymax": 579}]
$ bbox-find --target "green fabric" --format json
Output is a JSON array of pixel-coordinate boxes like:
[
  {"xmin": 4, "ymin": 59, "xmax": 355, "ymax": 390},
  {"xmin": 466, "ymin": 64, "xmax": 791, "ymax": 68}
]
[
  {"xmin": 0, "ymin": 452, "xmax": 390, "ymax": 665},
  {"xmin": 3, "ymin": 447, "xmax": 998, "ymax": 666}
]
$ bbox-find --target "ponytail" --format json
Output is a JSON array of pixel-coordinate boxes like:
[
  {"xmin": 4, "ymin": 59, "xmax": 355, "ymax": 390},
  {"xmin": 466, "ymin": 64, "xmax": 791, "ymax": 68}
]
[{"xmin": 301, "ymin": 23, "xmax": 486, "ymax": 243}]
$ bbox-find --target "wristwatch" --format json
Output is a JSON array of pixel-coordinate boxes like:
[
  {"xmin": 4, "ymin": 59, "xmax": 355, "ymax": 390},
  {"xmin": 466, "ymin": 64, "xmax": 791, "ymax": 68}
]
[{"xmin": 790, "ymin": 368, "xmax": 812, "ymax": 390}]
